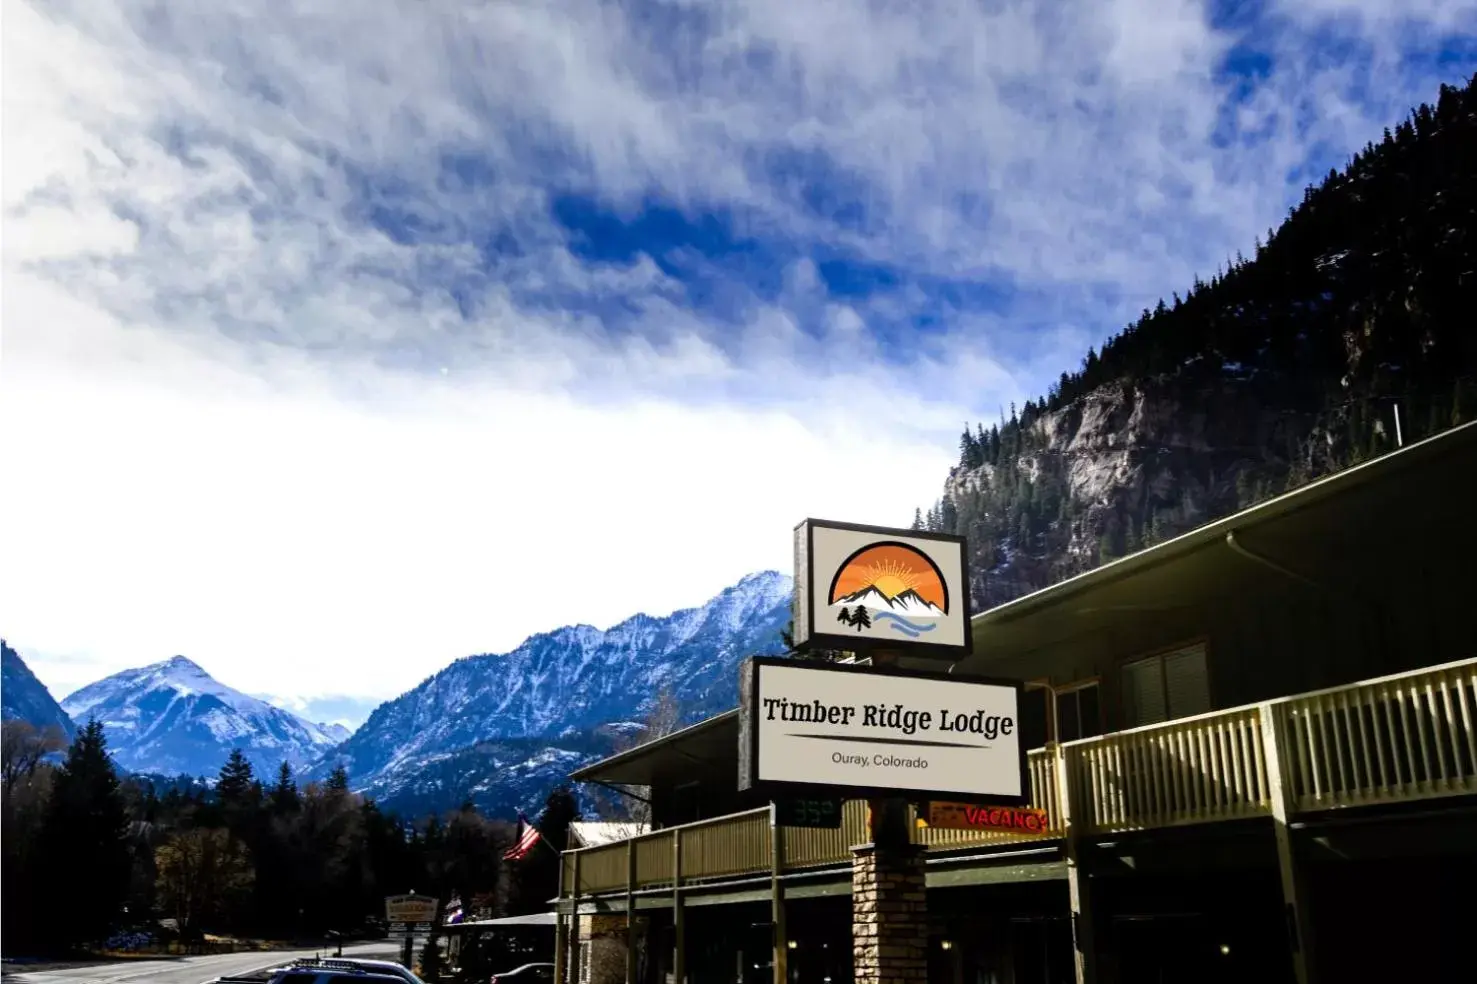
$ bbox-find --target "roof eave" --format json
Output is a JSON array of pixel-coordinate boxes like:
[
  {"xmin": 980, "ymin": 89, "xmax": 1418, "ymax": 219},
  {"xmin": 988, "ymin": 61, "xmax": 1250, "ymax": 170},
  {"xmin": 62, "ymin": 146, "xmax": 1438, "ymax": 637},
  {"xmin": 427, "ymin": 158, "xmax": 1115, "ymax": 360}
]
[{"xmin": 969, "ymin": 419, "xmax": 1476, "ymax": 629}]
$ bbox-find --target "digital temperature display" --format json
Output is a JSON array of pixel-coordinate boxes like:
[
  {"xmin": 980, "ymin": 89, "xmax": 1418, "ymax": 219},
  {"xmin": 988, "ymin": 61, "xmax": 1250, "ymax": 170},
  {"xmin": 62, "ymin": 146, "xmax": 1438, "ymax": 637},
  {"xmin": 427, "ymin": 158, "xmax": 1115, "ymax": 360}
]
[{"xmin": 774, "ymin": 796, "xmax": 844, "ymax": 829}]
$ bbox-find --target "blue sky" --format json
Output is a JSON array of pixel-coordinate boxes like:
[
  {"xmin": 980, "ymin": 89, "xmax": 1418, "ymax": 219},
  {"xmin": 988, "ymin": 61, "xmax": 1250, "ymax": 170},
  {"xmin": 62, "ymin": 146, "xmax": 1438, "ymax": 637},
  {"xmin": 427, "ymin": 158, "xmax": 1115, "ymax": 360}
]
[{"xmin": 3, "ymin": 0, "xmax": 1474, "ymax": 717}]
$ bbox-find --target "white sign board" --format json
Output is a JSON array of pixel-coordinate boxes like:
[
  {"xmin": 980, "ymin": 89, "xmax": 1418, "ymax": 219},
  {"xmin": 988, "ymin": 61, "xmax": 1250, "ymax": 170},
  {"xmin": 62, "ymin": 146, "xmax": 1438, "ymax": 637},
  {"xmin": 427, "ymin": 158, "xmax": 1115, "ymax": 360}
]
[
  {"xmin": 792, "ymin": 520, "xmax": 970, "ymax": 658},
  {"xmin": 738, "ymin": 658, "xmax": 1026, "ymax": 803},
  {"xmin": 385, "ymin": 894, "xmax": 438, "ymax": 925}
]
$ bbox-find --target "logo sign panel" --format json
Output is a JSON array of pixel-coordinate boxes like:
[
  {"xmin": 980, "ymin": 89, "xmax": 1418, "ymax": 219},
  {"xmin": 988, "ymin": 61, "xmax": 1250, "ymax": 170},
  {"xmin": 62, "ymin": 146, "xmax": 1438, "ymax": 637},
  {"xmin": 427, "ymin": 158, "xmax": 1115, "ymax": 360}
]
[
  {"xmin": 385, "ymin": 894, "xmax": 438, "ymax": 925},
  {"xmin": 920, "ymin": 802, "xmax": 1050, "ymax": 834},
  {"xmin": 792, "ymin": 520, "xmax": 970, "ymax": 659},
  {"xmin": 738, "ymin": 657, "xmax": 1026, "ymax": 805}
]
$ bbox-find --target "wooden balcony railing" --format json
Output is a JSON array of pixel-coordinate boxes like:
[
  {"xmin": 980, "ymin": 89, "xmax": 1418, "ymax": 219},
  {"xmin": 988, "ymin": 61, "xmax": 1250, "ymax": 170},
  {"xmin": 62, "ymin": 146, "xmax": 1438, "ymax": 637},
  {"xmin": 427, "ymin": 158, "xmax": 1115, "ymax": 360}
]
[
  {"xmin": 560, "ymin": 657, "xmax": 1477, "ymax": 899},
  {"xmin": 1065, "ymin": 705, "xmax": 1269, "ymax": 834},
  {"xmin": 1269, "ymin": 658, "xmax": 1477, "ymax": 812}
]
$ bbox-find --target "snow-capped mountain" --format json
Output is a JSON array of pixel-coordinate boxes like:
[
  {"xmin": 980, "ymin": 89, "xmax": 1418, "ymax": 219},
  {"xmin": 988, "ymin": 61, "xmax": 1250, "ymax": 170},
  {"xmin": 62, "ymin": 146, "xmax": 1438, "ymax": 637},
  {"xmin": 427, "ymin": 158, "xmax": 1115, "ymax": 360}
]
[
  {"xmin": 61, "ymin": 656, "xmax": 343, "ymax": 777},
  {"xmin": 313, "ymin": 570, "xmax": 792, "ymax": 793},
  {"xmin": 834, "ymin": 586, "xmax": 944, "ymax": 617},
  {"xmin": 366, "ymin": 733, "xmax": 621, "ymax": 820},
  {"xmin": 1, "ymin": 641, "xmax": 76, "ymax": 739}
]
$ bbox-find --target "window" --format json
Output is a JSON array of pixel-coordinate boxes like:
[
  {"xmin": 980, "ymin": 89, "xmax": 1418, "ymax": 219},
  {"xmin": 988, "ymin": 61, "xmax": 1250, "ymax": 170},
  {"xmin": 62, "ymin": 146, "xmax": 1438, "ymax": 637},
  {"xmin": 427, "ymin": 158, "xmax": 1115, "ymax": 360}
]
[
  {"xmin": 276, "ymin": 975, "xmax": 317, "ymax": 984},
  {"xmin": 1055, "ymin": 682, "xmax": 1102, "ymax": 742},
  {"xmin": 1121, "ymin": 644, "xmax": 1211, "ymax": 728},
  {"xmin": 1018, "ymin": 684, "xmax": 1052, "ymax": 749}
]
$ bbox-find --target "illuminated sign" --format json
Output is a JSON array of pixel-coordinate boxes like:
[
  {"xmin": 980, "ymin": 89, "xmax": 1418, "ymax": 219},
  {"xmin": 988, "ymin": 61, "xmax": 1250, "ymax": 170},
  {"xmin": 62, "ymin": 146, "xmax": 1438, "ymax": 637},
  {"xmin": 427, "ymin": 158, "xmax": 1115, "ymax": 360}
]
[{"xmin": 919, "ymin": 801, "xmax": 1051, "ymax": 834}]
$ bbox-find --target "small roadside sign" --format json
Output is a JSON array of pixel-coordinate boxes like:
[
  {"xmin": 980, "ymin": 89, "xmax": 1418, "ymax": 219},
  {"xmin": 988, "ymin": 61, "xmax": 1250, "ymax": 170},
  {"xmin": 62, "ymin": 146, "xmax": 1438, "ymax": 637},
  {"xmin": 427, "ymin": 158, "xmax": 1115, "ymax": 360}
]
[{"xmin": 385, "ymin": 894, "xmax": 438, "ymax": 924}]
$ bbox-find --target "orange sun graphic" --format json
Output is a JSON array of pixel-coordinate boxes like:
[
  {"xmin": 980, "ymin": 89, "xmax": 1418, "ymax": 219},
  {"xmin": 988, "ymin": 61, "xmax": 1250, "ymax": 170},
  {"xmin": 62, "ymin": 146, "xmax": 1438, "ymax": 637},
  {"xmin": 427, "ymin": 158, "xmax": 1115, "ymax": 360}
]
[{"xmin": 828, "ymin": 543, "xmax": 948, "ymax": 612}]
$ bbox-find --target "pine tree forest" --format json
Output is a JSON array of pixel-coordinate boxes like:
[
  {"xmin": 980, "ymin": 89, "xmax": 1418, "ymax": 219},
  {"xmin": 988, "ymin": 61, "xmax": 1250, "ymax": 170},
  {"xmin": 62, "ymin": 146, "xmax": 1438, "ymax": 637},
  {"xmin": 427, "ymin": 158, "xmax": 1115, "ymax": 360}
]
[{"xmin": 0, "ymin": 717, "xmax": 580, "ymax": 957}]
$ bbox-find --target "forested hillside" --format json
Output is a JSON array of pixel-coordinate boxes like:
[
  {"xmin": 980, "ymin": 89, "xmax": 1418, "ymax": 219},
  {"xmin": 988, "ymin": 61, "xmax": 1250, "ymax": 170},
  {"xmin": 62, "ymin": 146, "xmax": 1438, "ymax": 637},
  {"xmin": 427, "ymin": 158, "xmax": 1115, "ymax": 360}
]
[{"xmin": 918, "ymin": 76, "xmax": 1477, "ymax": 611}]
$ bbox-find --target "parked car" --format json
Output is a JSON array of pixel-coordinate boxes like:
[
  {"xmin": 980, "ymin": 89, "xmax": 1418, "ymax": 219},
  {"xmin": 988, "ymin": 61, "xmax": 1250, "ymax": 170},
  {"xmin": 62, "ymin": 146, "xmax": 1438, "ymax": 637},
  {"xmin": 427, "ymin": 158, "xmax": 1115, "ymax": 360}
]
[
  {"xmin": 487, "ymin": 962, "xmax": 555, "ymax": 984},
  {"xmin": 212, "ymin": 957, "xmax": 425, "ymax": 984},
  {"xmin": 272, "ymin": 958, "xmax": 426, "ymax": 984}
]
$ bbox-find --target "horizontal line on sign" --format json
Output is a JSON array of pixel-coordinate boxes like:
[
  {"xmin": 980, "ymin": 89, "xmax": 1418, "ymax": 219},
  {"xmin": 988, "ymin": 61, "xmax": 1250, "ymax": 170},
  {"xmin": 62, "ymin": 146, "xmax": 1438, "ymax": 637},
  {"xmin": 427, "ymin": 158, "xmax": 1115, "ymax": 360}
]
[{"xmin": 786, "ymin": 733, "xmax": 987, "ymax": 750}]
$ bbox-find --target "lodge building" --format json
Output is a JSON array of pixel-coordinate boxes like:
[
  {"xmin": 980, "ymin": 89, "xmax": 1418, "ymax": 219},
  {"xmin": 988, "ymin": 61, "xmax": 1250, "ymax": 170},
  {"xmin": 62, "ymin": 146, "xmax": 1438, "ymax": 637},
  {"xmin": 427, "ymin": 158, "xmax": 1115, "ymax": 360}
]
[{"xmin": 549, "ymin": 420, "xmax": 1477, "ymax": 984}]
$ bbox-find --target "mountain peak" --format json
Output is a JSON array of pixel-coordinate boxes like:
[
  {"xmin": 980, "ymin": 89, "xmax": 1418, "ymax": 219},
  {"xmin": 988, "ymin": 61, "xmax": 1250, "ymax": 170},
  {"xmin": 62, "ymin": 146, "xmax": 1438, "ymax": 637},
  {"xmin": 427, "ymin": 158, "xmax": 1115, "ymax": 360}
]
[
  {"xmin": 61, "ymin": 656, "xmax": 344, "ymax": 776},
  {"xmin": 320, "ymin": 568, "xmax": 794, "ymax": 803}
]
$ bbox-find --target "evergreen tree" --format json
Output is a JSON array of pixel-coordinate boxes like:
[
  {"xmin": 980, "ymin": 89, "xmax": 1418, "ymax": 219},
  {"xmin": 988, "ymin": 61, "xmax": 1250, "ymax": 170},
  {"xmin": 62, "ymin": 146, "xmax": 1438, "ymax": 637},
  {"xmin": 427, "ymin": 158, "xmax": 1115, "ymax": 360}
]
[
  {"xmin": 41, "ymin": 720, "xmax": 132, "ymax": 951},
  {"xmin": 270, "ymin": 762, "xmax": 300, "ymax": 814},
  {"xmin": 218, "ymin": 749, "xmax": 255, "ymax": 805},
  {"xmin": 327, "ymin": 765, "xmax": 350, "ymax": 792}
]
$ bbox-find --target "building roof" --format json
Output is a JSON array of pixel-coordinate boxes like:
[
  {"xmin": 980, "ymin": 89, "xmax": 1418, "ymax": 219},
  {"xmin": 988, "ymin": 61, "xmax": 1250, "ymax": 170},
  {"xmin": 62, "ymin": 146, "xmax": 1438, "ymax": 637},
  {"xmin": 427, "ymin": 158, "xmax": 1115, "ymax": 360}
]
[
  {"xmin": 569, "ymin": 420, "xmax": 1477, "ymax": 783},
  {"xmin": 446, "ymin": 912, "xmax": 557, "ymax": 929},
  {"xmin": 569, "ymin": 710, "xmax": 739, "ymax": 786},
  {"xmin": 568, "ymin": 821, "xmax": 650, "ymax": 847},
  {"xmin": 957, "ymin": 418, "xmax": 1477, "ymax": 667}
]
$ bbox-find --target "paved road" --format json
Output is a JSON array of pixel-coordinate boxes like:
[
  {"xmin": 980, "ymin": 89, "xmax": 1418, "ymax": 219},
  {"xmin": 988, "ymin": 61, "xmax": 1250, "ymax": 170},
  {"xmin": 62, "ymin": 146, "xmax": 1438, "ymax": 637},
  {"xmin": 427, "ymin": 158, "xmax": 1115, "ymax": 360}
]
[{"xmin": 2, "ymin": 943, "xmax": 403, "ymax": 984}]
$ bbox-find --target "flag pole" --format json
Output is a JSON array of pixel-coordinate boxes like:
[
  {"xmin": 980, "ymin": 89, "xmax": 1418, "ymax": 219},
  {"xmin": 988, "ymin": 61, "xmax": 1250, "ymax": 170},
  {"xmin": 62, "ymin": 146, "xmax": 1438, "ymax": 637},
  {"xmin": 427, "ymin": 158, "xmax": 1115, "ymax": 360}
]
[{"xmin": 529, "ymin": 813, "xmax": 563, "ymax": 857}]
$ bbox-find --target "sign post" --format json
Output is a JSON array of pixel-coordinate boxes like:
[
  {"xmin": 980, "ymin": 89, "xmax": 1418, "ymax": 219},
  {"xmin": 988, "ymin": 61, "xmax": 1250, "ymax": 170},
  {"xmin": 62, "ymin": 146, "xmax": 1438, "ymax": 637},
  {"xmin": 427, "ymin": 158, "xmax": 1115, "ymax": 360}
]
[
  {"xmin": 765, "ymin": 518, "xmax": 989, "ymax": 984},
  {"xmin": 385, "ymin": 894, "xmax": 437, "ymax": 970}
]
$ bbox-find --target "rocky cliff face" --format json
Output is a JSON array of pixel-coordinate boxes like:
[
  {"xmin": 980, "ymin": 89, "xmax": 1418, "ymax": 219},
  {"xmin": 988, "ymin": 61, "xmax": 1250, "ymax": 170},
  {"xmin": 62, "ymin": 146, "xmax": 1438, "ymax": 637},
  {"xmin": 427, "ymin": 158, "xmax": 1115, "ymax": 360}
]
[{"xmin": 928, "ymin": 77, "xmax": 1475, "ymax": 612}]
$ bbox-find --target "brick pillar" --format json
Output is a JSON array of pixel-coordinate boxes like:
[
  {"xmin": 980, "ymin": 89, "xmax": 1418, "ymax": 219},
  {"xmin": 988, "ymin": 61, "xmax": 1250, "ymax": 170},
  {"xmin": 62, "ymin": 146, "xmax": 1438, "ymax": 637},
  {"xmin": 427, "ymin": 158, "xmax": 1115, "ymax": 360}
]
[
  {"xmin": 852, "ymin": 844, "xmax": 928, "ymax": 984},
  {"xmin": 580, "ymin": 914, "xmax": 634, "ymax": 984}
]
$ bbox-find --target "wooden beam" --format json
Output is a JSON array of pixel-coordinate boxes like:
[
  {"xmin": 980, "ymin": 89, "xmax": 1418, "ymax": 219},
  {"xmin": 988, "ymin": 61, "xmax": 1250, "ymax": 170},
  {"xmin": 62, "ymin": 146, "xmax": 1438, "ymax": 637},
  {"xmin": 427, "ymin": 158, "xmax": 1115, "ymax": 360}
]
[
  {"xmin": 1058, "ymin": 743, "xmax": 1099, "ymax": 984},
  {"xmin": 570, "ymin": 853, "xmax": 583, "ymax": 984},
  {"xmin": 555, "ymin": 855, "xmax": 568, "ymax": 984},
  {"xmin": 925, "ymin": 860, "xmax": 1067, "ymax": 888},
  {"xmin": 770, "ymin": 803, "xmax": 788, "ymax": 984},
  {"xmin": 673, "ymin": 830, "xmax": 685, "ymax": 984},
  {"xmin": 1260, "ymin": 704, "xmax": 1319, "ymax": 984},
  {"xmin": 626, "ymin": 841, "xmax": 638, "ymax": 984}
]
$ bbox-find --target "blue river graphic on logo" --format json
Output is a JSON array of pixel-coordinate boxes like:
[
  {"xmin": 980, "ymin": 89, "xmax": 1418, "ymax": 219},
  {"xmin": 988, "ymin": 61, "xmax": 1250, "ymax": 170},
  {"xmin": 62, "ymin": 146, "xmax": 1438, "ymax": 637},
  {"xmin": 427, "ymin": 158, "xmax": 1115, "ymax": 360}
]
[{"xmin": 871, "ymin": 612, "xmax": 938, "ymax": 637}]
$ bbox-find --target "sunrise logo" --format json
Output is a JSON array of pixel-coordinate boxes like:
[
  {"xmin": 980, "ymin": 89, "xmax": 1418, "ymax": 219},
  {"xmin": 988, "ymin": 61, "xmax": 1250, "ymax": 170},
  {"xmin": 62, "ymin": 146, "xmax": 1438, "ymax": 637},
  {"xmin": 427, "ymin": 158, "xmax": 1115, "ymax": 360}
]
[{"xmin": 827, "ymin": 542, "xmax": 948, "ymax": 637}]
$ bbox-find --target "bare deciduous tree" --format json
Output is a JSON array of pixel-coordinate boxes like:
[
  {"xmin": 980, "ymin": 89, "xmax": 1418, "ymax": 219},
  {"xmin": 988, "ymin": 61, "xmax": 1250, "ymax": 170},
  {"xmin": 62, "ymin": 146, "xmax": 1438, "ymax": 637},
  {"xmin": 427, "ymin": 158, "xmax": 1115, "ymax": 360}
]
[
  {"xmin": 1, "ymin": 721, "xmax": 66, "ymax": 798},
  {"xmin": 587, "ymin": 686, "xmax": 683, "ymax": 825}
]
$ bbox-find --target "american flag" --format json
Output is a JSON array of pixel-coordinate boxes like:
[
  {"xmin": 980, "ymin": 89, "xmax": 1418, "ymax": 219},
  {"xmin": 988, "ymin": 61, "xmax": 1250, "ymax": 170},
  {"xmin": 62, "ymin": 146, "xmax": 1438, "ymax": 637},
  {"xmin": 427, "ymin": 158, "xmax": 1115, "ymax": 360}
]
[{"xmin": 502, "ymin": 812, "xmax": 543, "ymax": 862}]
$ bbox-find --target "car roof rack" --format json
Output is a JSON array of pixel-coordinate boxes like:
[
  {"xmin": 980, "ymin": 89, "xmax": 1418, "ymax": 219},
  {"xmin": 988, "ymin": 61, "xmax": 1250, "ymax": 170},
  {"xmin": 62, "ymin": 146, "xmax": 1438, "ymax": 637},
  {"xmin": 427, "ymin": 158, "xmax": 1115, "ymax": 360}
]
[{"xmin": 287, "ymin": 958, "xmax": 378, "ymax": 973}]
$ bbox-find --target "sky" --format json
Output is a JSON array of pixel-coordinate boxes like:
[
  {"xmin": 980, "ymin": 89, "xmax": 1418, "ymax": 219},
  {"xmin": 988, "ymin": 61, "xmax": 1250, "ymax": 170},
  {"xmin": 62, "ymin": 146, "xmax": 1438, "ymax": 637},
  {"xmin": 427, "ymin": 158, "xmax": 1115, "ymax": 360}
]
[{"xmin": 3, "ymin": 0, "xmax": 1475, "ymax": 719}]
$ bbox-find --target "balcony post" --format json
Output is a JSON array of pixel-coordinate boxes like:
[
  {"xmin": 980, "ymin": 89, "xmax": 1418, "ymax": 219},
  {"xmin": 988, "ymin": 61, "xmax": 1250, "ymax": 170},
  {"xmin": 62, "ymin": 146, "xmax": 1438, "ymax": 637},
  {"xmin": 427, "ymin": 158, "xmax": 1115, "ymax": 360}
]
[
  {"xmin": 626, "ymin": 840, "xmax": 638, "ymax": 984},
  {"xmin": 1259, "ymin": 703, "xmax": 1319, "ymax": 984},
  {"xmin": 1056, "ymin": 742, "xmax": 1098, "ymax": 984},
  {"xmin": 673, "ymin": 829, "xmax": 685, "ymax": 984},
  {"xmin": 555, "ymin": 853, "xmax": 568, "ymax": 984},
  {"xmin": 770, "ymin": 802, "xmax": 788, "ymax": 984}
]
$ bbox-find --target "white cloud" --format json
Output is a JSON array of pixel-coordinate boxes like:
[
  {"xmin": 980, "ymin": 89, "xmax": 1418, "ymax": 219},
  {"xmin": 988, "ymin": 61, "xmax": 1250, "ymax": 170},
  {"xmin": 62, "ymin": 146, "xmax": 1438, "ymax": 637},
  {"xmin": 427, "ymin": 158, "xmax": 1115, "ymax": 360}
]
[
  {"xmin": 1, "ymin": 274, "xmax": 955, "ymax": 699},
  {"xmin": 2, "ymin": 0, "xmax": 1472, "ymax": 700}
]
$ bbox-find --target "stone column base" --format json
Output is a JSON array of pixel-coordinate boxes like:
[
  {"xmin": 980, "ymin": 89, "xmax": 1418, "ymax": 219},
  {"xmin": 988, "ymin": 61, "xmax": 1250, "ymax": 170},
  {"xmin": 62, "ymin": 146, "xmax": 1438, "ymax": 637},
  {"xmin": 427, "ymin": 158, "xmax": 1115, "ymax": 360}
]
[{"xmin": 853, "ymin": 843, "xmax": 928, "ymax": 984}]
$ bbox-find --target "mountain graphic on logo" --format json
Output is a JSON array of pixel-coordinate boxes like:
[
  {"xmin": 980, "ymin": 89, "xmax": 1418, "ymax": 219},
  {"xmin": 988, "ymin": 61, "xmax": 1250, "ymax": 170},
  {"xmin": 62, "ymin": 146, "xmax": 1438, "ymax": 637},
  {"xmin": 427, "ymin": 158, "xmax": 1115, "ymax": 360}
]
[
  {"xmin": 827, "ymin": 541, "xmax": 949, "ymax": 618},
  {"xmin": 834, "ymin": 585, "xmax": 944, "ymax": 617}
]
